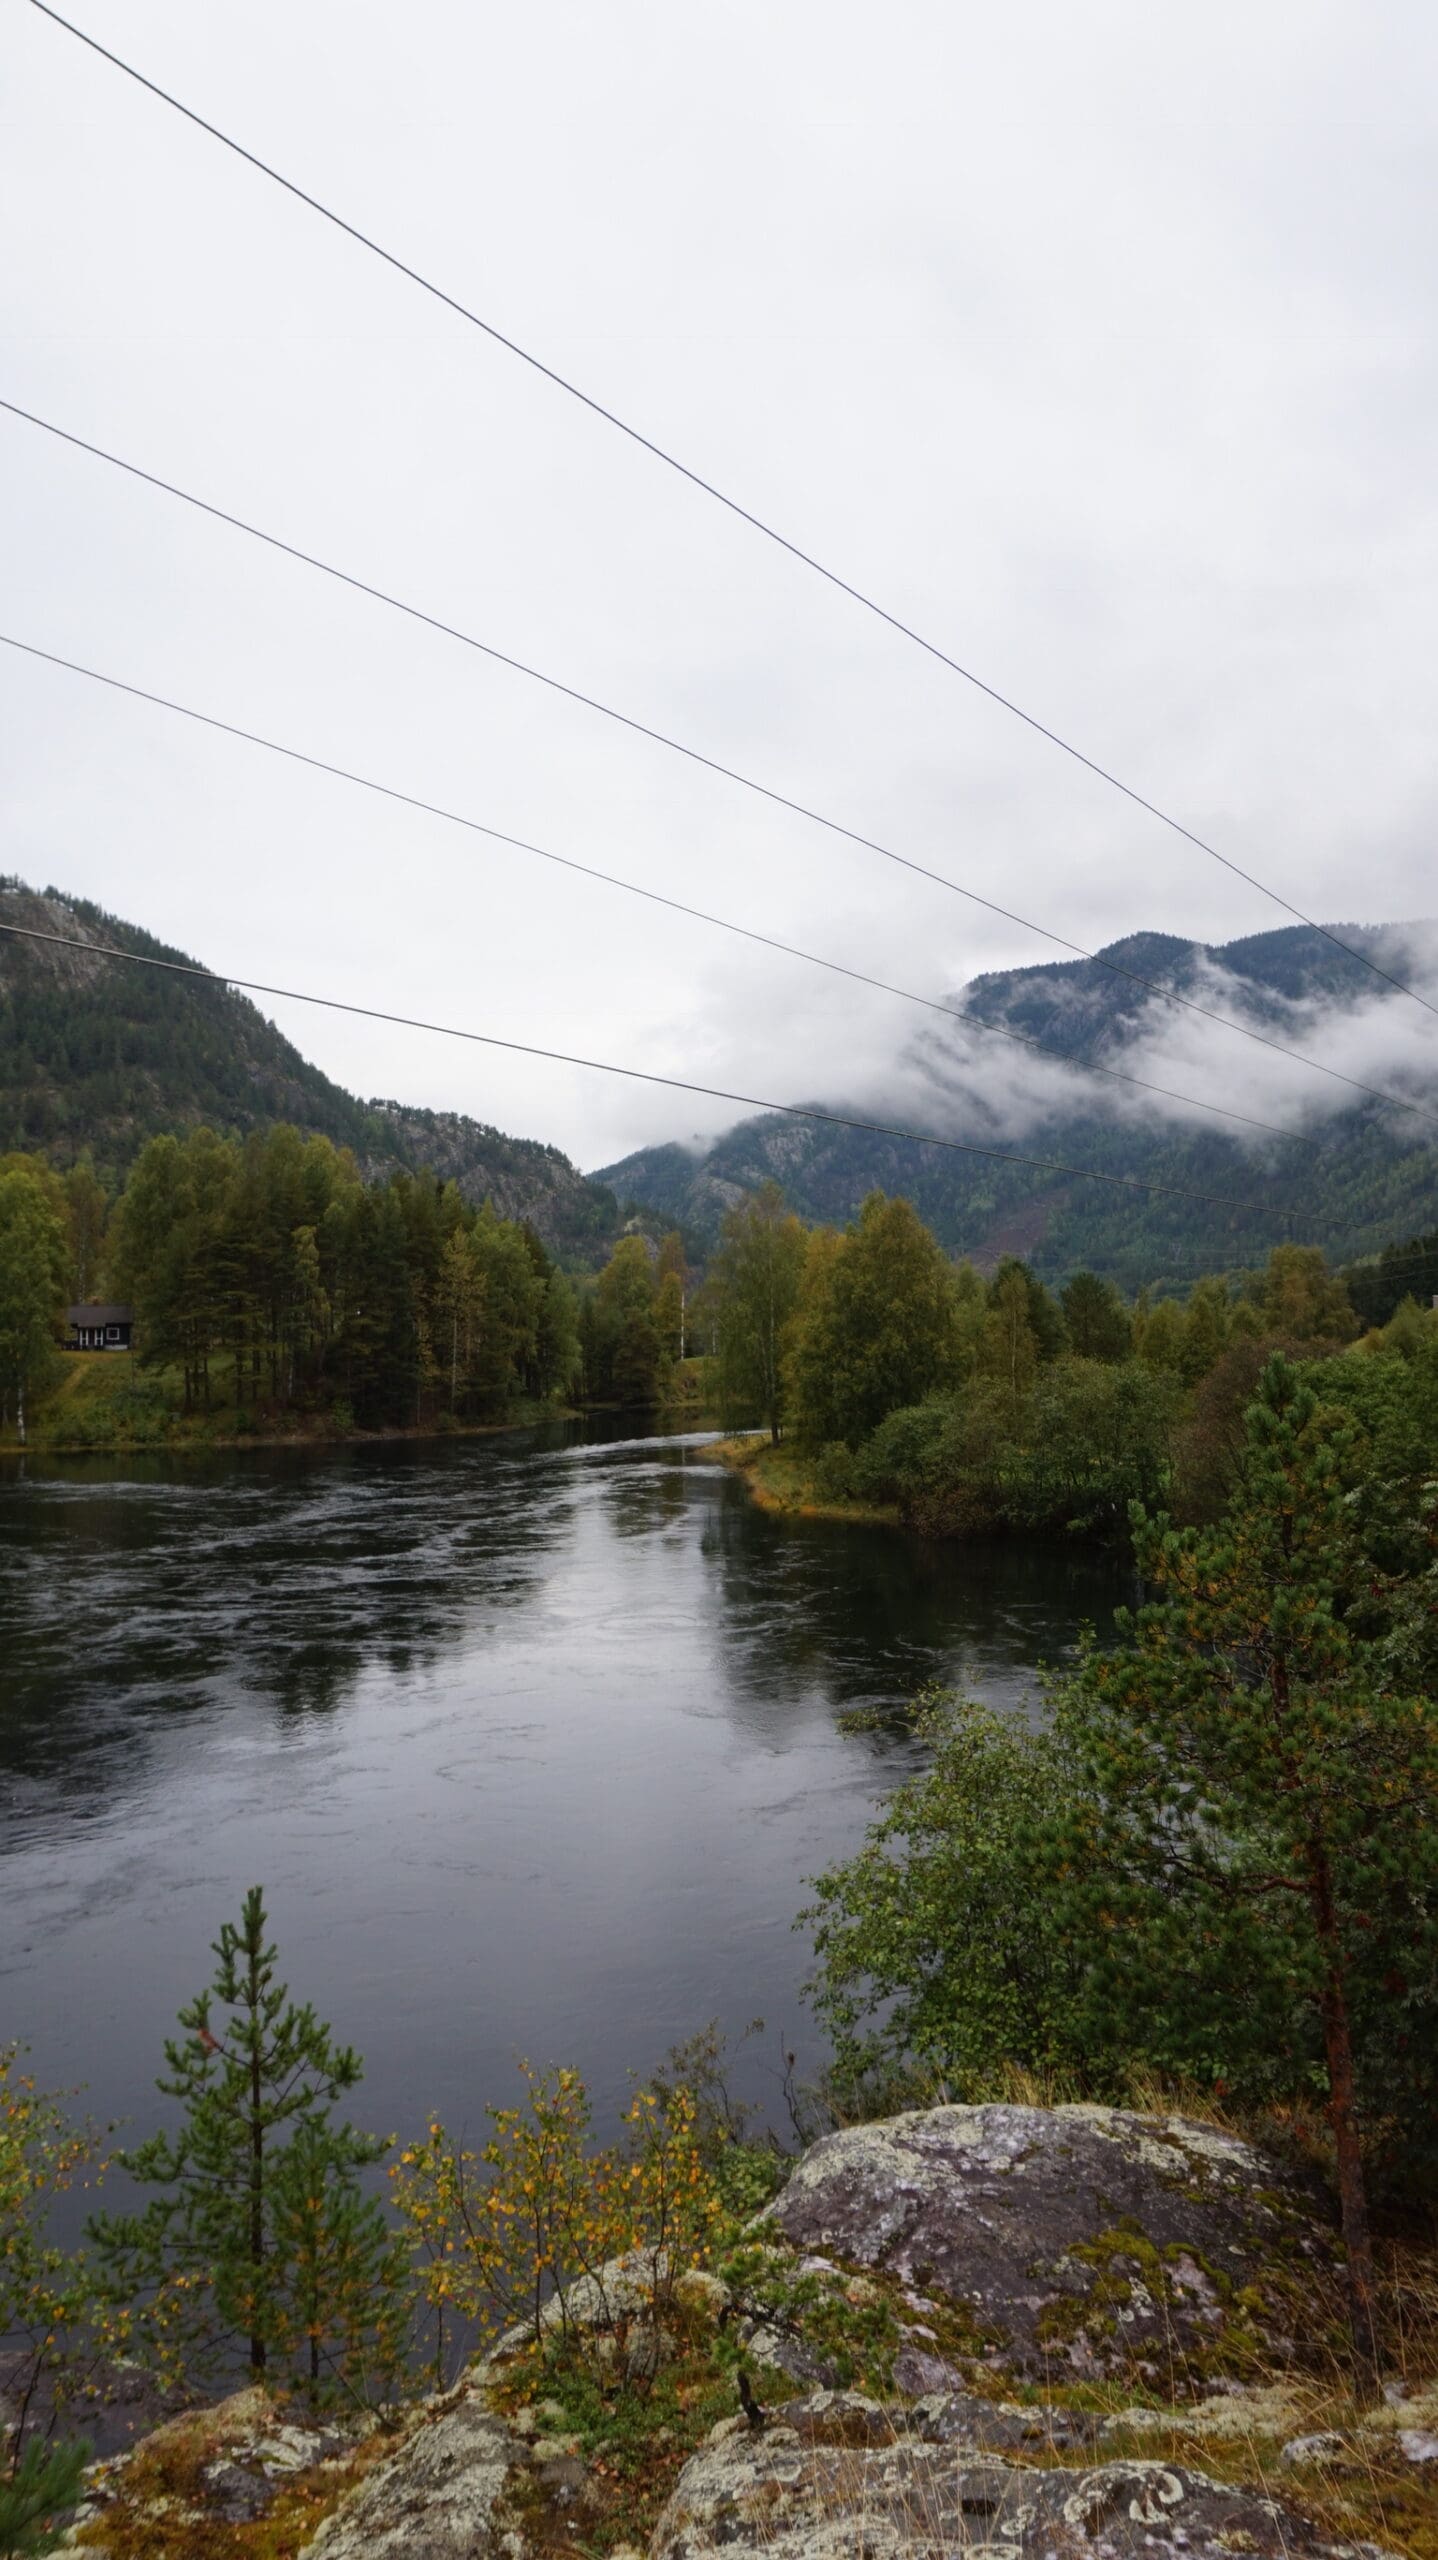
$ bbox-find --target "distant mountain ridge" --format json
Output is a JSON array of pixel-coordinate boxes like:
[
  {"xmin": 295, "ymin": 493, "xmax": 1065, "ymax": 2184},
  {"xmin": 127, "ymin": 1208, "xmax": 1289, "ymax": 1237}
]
[
  {"xmin": 0, "ymin": 880, "xmax": 621, "ymax": 1259},
  {"xmin": 593, "ymin": 921, "xmax": 1438, "ymax": 1288}
]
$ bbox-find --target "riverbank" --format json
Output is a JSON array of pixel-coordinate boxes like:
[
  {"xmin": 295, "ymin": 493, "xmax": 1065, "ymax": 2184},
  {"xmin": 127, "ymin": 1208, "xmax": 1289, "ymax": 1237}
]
[
  {"xmin": 2, "ymin": 1351, "xmax": 715, "ymax": 1456},
  {"xmin": 709, "ymin": 1431, "xmax": 900, "ymax": 1529}
]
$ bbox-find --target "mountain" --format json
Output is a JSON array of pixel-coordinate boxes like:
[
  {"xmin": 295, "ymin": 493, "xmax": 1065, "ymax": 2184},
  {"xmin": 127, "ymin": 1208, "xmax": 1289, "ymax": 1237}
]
[
  {"xmin": 593, "ymin": 923, "xmax": 1438, "ymax": 1289},
  {"xmin": 0, "ymin": 880, "xmax": 621, "ymax": 1259}
]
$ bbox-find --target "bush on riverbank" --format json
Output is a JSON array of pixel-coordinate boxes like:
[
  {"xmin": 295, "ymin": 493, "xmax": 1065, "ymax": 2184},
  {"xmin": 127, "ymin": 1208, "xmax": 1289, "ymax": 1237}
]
[
  {"xmin": 806, "ymin": 1357, "xmax": 1438, "ymax": 2367},
  {"xmin": 718, "ymin": 1330, "xmax": 1438, "ymax": 1551}
]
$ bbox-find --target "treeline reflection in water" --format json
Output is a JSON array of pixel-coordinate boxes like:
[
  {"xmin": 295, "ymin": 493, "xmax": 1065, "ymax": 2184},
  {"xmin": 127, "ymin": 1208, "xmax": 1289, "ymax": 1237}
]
[{"xmin": 0, "ymin": 1422, "xmax": 1128, "ymax": 2152}]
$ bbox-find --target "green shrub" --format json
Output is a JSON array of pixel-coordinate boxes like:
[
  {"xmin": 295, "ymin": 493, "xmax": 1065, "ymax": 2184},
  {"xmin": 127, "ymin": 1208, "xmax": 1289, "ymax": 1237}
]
[{"xmin": 804, "ymin": 1688, "xmax": 1089, "ymax": 2103}]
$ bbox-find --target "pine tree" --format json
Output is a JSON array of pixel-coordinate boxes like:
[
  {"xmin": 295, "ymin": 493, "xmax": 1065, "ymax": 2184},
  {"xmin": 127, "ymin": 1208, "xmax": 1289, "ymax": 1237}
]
[
  {"xmin": 267, "ymin": 2121, "xmax": 410, "ymax": 2406},
  {"xmin": 90, "ymin": 1888, "xmax": 389, "ymax": 2381},
  {"xmin": 0, "ymin": 1167, "xmax": 67, "ymax": 1444},
  {"xmin": 1052, "ymin": 1356, "xmax": 1438, "ymax": 2394},
  {"xmin": 0, "ymin": 2438, "xmax": 90, "ymax": 2558},
  {"xmin": 1060, "ymin": 1268, "xmax": 1132, "ymax": 1363}
]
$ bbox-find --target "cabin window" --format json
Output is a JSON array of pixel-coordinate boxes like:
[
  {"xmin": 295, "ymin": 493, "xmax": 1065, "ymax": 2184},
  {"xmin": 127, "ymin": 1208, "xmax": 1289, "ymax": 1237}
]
[{"xmin": 106, "ymin": 1326, "xmax": 121, "ymax": 1343}]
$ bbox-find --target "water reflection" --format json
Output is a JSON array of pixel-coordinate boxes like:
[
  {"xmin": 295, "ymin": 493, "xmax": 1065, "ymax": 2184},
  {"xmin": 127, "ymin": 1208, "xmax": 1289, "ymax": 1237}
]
[
  {"xmin": 700, "ymin": 1486, "xmax": 1127, "ymax": 1724},
  {"xmin": 0, "ymin": 1426, "xmax": 1129, "ymax": 2146}
]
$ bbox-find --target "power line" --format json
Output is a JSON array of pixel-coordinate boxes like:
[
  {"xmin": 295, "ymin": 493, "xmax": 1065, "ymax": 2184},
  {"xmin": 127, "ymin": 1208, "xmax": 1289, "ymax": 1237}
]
[
  {"xmin": 0, "ymin": 920, "xmax": 1278, "ymax": 1218},
  {"xmin": 1340, "ymin": 1243, "xmax": 1438, "ymax": 1283},
  {"xmin": 7, "ymin": 626, "xmax": 1438, "ymax": 1142},
  {"xmin": 1129, "ymin": 1239, "xmax": 1438, "ymax": 1289},
  {"xmin": 0, "ymin": 401, "xmax": 1331, "ymax": 1153},
  {"xmin": 3, "ymin": 415, "xmax": 1435, "ymax": 1151},
  {"xmin": 26, "ymin": 0, "xmax": 1438, "ymax": 1036}
]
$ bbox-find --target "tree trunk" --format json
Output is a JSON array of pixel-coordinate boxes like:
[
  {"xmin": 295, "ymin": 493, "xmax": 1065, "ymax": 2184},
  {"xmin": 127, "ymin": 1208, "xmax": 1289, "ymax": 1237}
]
[
  {"xmin": 1307, "ymin": 1836, "xmax": 1382, "ymax": 2398},
  {"xmin": 249, "ymin": 2040, "xmax": 267, "ymax": 2376}
]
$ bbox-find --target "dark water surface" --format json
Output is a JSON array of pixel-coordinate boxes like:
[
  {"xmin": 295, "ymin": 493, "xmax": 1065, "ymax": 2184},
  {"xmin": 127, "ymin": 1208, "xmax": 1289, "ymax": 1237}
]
[{"xmin": 1, "ymin": 1421, "xmax": 1128, "ymax": 2150}]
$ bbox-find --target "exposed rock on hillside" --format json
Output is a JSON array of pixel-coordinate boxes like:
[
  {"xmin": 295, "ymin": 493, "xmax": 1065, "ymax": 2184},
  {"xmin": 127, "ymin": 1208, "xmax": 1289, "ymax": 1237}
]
[
  {"xmin": 764, "ymin": 2102, "xmax": 1339, "ymax": 2389},
  {"xmin": 0, "ymin": 878, "xmax": 623, "ymax": 1259}
]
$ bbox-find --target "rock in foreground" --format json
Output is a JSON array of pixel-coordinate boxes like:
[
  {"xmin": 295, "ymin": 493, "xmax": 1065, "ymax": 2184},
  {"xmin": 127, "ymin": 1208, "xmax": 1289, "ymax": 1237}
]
[
  {"xmin": 306, "ymin": 2384, "xmax": 527, "ymax": 2558},
  {"xmin": 766, "ymin": 2101, "xmax": 1338, "ymax": 2385},
  {"xmin": 653, "ymin": 2393, "xmax": 1385, "ymax": 2560}
]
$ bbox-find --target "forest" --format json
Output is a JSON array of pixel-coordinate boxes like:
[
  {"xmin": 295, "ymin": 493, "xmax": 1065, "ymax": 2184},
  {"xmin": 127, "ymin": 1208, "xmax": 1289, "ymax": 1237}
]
[
  {"xmin": 2, "ymin": 1122, "xmax": 1436, "ymax": 1490},
  {"xmin": 0, "ymin": 1129, "xmax": 583, "ymax": 1438},
  {"xmin": 705, "ymin": 1180, "xmax": 1438, "ymax": 1536}
]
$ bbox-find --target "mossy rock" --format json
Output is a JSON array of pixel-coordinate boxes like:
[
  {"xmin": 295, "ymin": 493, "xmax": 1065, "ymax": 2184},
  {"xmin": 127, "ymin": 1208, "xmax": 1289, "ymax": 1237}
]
[
  {"xmin": 652, "ymin": 2392, "xmax": 1396, "ymax": 2560},
  {"xmin": 764, "ymin": 2103, "xmax": 1343, "ymax": 2394}
]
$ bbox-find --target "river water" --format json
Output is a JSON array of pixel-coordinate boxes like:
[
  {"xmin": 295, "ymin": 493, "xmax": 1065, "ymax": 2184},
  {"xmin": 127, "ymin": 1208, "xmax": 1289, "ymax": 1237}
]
[{"xmin": 0, "ymin": 1421, "xmax": 1128, "ymax": 2155}]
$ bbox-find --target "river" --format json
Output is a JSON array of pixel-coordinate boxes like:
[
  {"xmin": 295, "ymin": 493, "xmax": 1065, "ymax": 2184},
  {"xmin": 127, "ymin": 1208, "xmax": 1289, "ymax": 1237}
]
[{"xmin": 0, "ymin": 1420, "xmax": 1129, "ymax": 2156}]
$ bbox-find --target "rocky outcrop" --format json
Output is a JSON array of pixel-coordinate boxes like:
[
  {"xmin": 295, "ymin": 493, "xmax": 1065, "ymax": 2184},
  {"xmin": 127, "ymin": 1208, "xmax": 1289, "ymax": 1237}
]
[
  {"xmin": 765, "ymin": 2101, "xmax": 1339, "ymax": 2388},
  {"xmin": 56, "ymin": 2105, "xmax": 1395, "ymax": 2559},
  {"xmin": 306, "ymin": 2384, "xmax": 528, "ymax": 2559},
  {"xmin": 57, "ymin": 2387, "xmax": 379, "ymax": 2551},
  {"xmin": 651, "ymin": 2391, "xmax": 1387, "ymax": 2560}
]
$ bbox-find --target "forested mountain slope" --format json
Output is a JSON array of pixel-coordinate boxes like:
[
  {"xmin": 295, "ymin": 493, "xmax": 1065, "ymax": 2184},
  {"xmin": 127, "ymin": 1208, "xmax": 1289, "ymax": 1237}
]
[
  {"xmin": 595, "ymin": 923, "xmax": 1438, "ymax": 1288},
  {"xmin": 0, "ymin": 880, "xmax": 620, "ymax": 1258}
]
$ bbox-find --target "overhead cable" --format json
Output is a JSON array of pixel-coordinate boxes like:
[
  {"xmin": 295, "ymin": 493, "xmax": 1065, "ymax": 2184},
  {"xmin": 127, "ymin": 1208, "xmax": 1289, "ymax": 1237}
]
[
  {"xmin": 6, "ymin": 627, "xmax": 1436, "ymax": 1141},
  {"xmin": 0, "ymin": 921, "xmax": 1279, "ymax": 1217},
  {"xmin": 0, "ymin": 402, "xmax": 1334, "ymax": 1151},
  {"xmin": 25, "ymin": 0, "xmax": 1438, "ymax": 1033}
]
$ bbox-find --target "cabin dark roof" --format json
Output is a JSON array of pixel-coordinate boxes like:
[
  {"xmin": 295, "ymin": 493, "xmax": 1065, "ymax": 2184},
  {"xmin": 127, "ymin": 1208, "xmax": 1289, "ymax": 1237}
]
[{"xmin": 66, "ymin": 1303, "xmax": 133, "ymax": 1327}]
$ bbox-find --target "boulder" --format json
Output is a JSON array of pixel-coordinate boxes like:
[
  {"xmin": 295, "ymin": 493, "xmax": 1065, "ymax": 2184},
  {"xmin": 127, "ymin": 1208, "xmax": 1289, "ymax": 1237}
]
[
  {"xmin": 652, "ymin": 2392, "xmax": 1391, "ymax": 2560},
  {"xmin": 765, "ymin": 2101, "xmax": 1337, "ymax": 2386},
  {"xmin": 306, "ymin": 2384, "xmax": 529, "ymax": 2559}
]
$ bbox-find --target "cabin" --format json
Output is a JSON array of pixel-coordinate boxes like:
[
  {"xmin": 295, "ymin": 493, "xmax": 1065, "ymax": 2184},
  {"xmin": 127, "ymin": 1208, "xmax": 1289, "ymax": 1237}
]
[{"xmin": 67, "ymin": 1302, "xmax": 134, "ymax": 1353}]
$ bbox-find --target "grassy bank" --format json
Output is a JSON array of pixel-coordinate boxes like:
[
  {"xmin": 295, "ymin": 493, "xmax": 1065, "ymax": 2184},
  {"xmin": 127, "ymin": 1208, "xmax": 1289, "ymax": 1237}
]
[
  {"xmin": 710, "ymin": 1430, "xmax": 900, "ymax": 1528},
  {"xmin": 3, "ymin": 1352, "xmax": 719, "ymax": 1457},
  {"xmin": 1, "ymin": 1352, "xmax": 574, "ymax": 1457}
]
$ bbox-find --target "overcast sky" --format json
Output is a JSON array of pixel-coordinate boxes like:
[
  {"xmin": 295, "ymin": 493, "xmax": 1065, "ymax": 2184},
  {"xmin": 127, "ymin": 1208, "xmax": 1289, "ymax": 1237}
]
[{"xmin": 4, "ymin": 1, "xmax": 1438, "ymax": 1171}]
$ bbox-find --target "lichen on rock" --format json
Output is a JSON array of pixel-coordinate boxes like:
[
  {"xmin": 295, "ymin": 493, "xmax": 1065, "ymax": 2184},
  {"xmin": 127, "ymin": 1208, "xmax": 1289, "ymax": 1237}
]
[
  {"xmin": 651, "ymin": 2392, "xmax": 1395, "ymax": 2560},
  {"xmin": 763, "ymin": 2100, "xmax": 1341, "ymax": 2389}
]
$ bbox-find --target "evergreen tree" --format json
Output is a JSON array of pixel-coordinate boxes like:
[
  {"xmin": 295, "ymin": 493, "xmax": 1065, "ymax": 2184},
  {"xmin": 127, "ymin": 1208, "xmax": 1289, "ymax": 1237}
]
[
  {"xmin": 988, "ymin": 1257, "xmax": 1066, "ymax": 1361},
  {"xmin": 90, "ymin": 1888, "xmax": 389, "ymax": 2380},
  {"xmin": 0, "ymin": 2438, "xmax": 89, "ymax": 2558},
  {"xmin": 534, "ymin": 1268, "xmax": 581, "ymax": 1403},
  {"xmin": 654, "ymin": 1230, "xmax": 688, "ymax": 1363},
  {"xmin": 1060, "ymin": 1268, "xmax": 1131, "ymax": 1363},
  {"xmin": 0, "ymin": 1165, "xmax": 67, "ymax": 1443},
  {"xmin": 62, "ymin": 1154, "xmax": 107, "ymax": 1302},
  {"xmin": 1051, "ymin": 1357, "xmax": 1438, "ymax": 2392},
  {"xmin": 434, "ymin": 1226, "xmax": 485, "ymax": 1413},
  {"xmin": 267, "ymin": 2122, "xmax": 409, "ymax": 2406}
]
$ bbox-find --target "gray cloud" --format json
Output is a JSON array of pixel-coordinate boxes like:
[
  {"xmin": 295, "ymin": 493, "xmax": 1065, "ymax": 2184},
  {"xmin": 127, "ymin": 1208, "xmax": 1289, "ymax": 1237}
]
[{"xmin": 4, "ymin": 1, "xmax": 1438, "ymax": 1171}]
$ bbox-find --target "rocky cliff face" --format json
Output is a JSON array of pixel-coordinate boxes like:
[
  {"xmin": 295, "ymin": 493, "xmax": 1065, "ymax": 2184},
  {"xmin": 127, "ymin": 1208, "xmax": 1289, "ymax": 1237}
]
[{"xmin": 59, "ymin": 2104, "xmax": 1435, "ymax": 2558}]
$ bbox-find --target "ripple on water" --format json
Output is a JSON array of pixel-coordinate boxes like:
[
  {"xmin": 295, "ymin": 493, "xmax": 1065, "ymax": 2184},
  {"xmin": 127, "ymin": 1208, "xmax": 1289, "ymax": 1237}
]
[{"xmin": 0, "ymin": 1425, "xmax": 1130, "ymax": 2143}]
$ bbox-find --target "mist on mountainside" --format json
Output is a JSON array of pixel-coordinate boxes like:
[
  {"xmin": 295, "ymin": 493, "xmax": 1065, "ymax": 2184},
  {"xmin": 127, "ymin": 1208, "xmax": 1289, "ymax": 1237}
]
[{"xmin": 595, "ymin": 921, "xmax": 1438, "ymax": 1284}]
